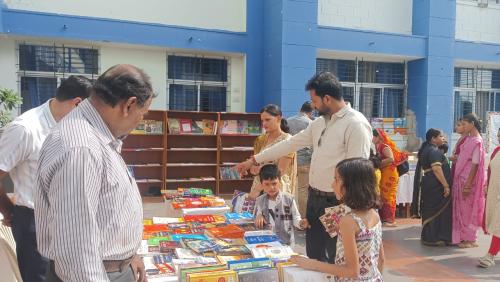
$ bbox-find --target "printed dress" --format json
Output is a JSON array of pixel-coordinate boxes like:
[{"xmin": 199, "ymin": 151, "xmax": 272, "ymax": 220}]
[{"xmin": 335, "ymin": 212, "xmax": 383, "ymax": 282}]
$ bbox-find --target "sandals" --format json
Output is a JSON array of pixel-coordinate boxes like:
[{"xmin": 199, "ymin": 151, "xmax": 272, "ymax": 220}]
[
  {"xmin": 383, "ymin": 222, "xmax": 398, "ymax": 227},
  {"xmin": 458, "ymin": 241, "xmax": 479, "ymax": 248},
  {"xmin": 478, "ymin": 254, "xmax": 495, "ymax": 268}
]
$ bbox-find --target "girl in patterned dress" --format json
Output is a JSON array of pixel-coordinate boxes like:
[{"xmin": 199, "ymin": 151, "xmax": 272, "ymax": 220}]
[{"xmin": 291, "ymin": 158, "xmax": 384, "ymax": 281}]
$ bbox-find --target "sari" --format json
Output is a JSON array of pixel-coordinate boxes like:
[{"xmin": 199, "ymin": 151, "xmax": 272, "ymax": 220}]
[
  {"xmin": 483, "ymin": 147, "xmax": 500, "ymax": 237},
  {"xmin": 250, "ymin": 132, "xmax": 297, "ymax": 195},
  {"xmin": 375, "ymin": 129, "xmax": 407, "ymax": 223},
  {"xmin": 452, "ymin": 136, "xmax": 487, "ymax": 244},
  {"xmin": 419, "ymin": 144, "xmax": 452, "ymax": 245},
  {"xmin": 451, "ymin": 135, "xmax": 467, "ymax": 181}
]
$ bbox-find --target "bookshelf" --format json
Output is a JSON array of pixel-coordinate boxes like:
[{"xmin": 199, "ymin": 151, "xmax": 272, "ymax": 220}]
[
  {"xmin": 122, "ymin": 110, "xmax": 167, "ymax": 197},
  {"xmin": 122, "ymin": 110, "xmax": 261, "ymax": 197}
]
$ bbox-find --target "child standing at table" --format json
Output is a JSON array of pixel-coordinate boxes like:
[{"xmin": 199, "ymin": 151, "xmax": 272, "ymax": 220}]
[
  {"xmin": 291, "ymin": 158, "xmax": 385, "ymax": 281},
  {"xmin": 254, "ymin": 164, "xmax": 308, "ymax": 245}
]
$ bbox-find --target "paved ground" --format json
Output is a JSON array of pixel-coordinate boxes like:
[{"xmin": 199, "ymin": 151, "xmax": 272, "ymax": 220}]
[{"xmin": 144, "ymin": 200, "xmax": 500, "ymax": 281}]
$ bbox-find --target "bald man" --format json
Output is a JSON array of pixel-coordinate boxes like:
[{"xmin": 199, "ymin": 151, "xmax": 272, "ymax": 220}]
[{"xmin": 36, "ymin": 65, "xmax": 154, "ymax": 282}]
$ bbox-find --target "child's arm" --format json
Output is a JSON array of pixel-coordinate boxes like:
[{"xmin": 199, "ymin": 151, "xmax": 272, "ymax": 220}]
[
  {"xmin": 253, "ymin": 199, "xmax": 266, "ymax": 229},
  {"xmin": 290, "ymin": 198, "xmax": 303, "ymax": 229},
  {"xmin": 290, "ymin": 216, "xmax": 360, "ymax": 278},
  {"xmin": 378, "ymin": 242, "xmax": 385, "ymax": 273}
]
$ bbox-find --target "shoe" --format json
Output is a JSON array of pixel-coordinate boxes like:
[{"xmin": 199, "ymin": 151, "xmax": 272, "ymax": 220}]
[
  {"xmin": 383, "ymin": 222, "xmax": 397, "ymax": 227},
  {"xmin": 478, "ymin": 254, "xmax": 495, "ymax": 268}
]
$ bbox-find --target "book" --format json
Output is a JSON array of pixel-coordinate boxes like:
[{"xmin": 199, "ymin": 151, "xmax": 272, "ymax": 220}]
[
  {"xmin": 215, "ymin": 245, "xmax": 251, "ymax": 256},
  {"xmin": 237, "ymin": 120, "xmax": 249, "ymax": 134},
  {"xmin": 185, "ymin": 239, "xmax": 220, "ymax": 254},
  {"xmin": 225, "ymin": 212, "xmax": 254, "ymax": 224},
  {"xmin": 175, "ymin": 248, "xmax": 199, "ymax": 259},
  {"xmin": 187, "ymin": 270, "xmax": 238, "ymax": 282},
  {"xmin": 244, "ymin": 235, "xmax": 280, "ymax": 244},
  {"xmin": 178, "ymin": 264, "xmax": 227, "ymax": 282},
  {"xmin": 180, "ymin": 119, "xmax": 193, "ymax": 133},
  {"xmin": 192, "ymin": 121, "xmax": 204, "ymax": 134},
  {"xmin": 148, "ymin": 236, "xmax": 171, "ymax": 246},
  {"xmin": 227, "ymin": 257, "xmax": 273, "ymax": 270},
  {"xmin": 247, "ymin": 120, "xmax": 262, "ymax": 135},
  {"xmin": 131, "ymin": 119, "xmax": 163, "ymax": 135},
  {"xmin": 152, "ymin": 217, "xmax": 183, "ymax": 224},
  {"xmin": 170, "ymin": 234, "xmax": 208, "ymax": 241},
  {"xmin": 143, "ymin": 255, "xmax": 176, "ymax": 278},
  {"xmin": 244, "ymin": 230, "xmax": 274, "ymax": 237},
  {"xmin": 159, "ymin": 240, "xmax": 181, "ymax": 252},
  {"xmin": 201, "ymin": 119, "xmax": 216, "ymax": 135},
  {"xmin": 168, "ymin": 118, "xmax": 181, "ymax": 134},
  {"xmin": 216, "ymin": 255, "xmax": 252, "ymax": 264},
  {"xmin": 183, "ymin": 215, "xmax": 226, "ymax": 224},
  {"xmin": 221, "ymin": 120, "xmax": 238, "ymax": 134},
  {"xmin": 220, "ymin": 166, "xmax": 241, "ymax": 180},
  {"xmin": 237, "ymin": 267, "xmax": 279, "ymax": 282},
  {"xmin": 250, "ymin": 245, "xmax": 295, "ymax": 259},
  {"xmin": 245, "ymin": 241, "xmax": 283, "ymax": 250},
  {"xmin": 207, "ymin": 224, "xmax": 245, "ymax": 239},
  {"xmin": 319, "ymin": 204, "xmax": 351, "ymax": 238}
]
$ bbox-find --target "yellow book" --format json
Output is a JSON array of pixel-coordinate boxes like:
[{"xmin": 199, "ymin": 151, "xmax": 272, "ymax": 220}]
[{"xmin": 187, "ymin": 270, "xmax": 238, "ymax": 282}]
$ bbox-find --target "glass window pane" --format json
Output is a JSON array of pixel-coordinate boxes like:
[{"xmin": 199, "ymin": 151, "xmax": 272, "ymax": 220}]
[
  {"xmin": 341, "ymin": 86, "xmax": 354, "ymax": 107},
  {"xmin": 169, "ymin": 84, "xmax": 197, "ymax": 111},
  {"xmin": 359, "ymin": 87, "xmax": 382, "ymax": 118},
  {"xmin": 454, "ymin": 68, "xmax": 475, "ymax": 88},
  {"xmin": 66, "ymin": 48, "xmax": 99, "ymax": 74},
  {"xmin": 359, "ymin": 62, "xmax": 404, "ymax": 84},
  {"xmin": 383, "ymin": 88, "xmax": 404, "ymax": 118},
  {"xmin": 200, "ymin": 86, "xmax": 227, "ymax": 112},
  {"xmin": 454, "ymin": 91, "xmax": 474, "ymax": 123},
  {"xmin": 168, "ymin": 56, "xmax": 227, "ymax": 82},
  {"xmin": 316, "ymin": 59, "xmax": 355, "ymax": 82},
  {"xmin": 20, "ymin": 77, "xmax": 57, "ymax": 113},
  {"xmin": 494, "ymin": 92, "xmax": 500, "ymax": 112}
]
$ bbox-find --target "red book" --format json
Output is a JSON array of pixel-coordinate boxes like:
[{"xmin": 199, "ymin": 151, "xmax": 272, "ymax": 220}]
[
  {"xmin": 179, "ymin": 119, "xmax": 193, "ymax": 134},
  {"xmin": 207, "ymin": 224, "xmax": 245, "ymax": 239}
]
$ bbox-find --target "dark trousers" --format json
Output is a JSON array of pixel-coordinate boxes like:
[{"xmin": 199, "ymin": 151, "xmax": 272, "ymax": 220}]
[
  {"xmin": 305, "ymin": 187, "xmax": 339, "ymax": 263},
  {"xmin": 11, "ymin": 205, "xmax": 49, "ymax": 282}
]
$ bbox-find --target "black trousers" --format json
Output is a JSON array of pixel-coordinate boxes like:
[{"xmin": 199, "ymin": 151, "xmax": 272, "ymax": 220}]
[
  {"xmin": 11, "ymin": 205, "xmax": 49, "ymax": 282},
  {"xmin": 305, "ymin": 187, "xmax": 339, "ymax": 263}
]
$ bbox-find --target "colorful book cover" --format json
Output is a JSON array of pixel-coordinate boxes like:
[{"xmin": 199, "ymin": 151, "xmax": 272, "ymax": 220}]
[
  {"xmin": 221, "ymin": 120, "xmax": 238, "ymax": 134},
  {"xmin": 319, "ymin": 204, "xmax": 351, "ymax": 238},
  {"xmin": 216, "ymin": 255, "xmax": 251, "ymax": 264},
  {"xmin": 245, "ymin": 241, "xmax": 283, "ymax": 250},
  {"xmin": 192, "ymin": 120, "xmax": 204, "ymax": 134},
  {"xmin": 183, "ymin": 215, "xmax": 225, "ymax": 223},
  {"xmin": 250, "ymin": 246, "xmax": 295, "ymax": 259},
  {"xmin": 185, "ymin": 239, "xmax": 220, "ymax": 254},
  {"xmin": 244, "ymin": 235, "xmax": 280, "ymax": 244},
  {"xmin": 215, "ymin": 245, "xmax": 251, "ymax": 256},
  {"xmin": 187, "ymin": 270, "xmax": 238, "ymax": 282},
  {"xmin": 168, "ymin": 118, "xmax": 181, "ymax": 134},
  {"xmin": 159, "ymin": 240, "xmax": 181, "ymax": 252},
  {"xmin": 170, "ymin": 234, "xmax": 208, "ymax": 242},
  {"xmin": 247, "ymin": 120, "xmax": 262, "ymax": 135},
  {"xmin": 175, "ymin": 248, "xmax": 199, "ymax": 259},
  {"xmin": 180, "ymin": 119, "xmax": 193, "ymax": 133},
  {"xmin": 207, "ymin": 224, "xmax": 245, "ymax": 239},
  {"xmin": 227, "ymin": 257, "xmax": 273, "ymax": 270},
  {"xmin": 237, "ymin": 120, "xmax": 249, "ymax": 134},
  {"xmin": 148, "ymin": 236, "xmax": 172, "ymax": 246},
  {"xmin": 178, "ymin": 264, "xmax": 227, "ymax": 282},
  {"xmin": 201, "ymin": 119, "xmax": 216, "ymax": 135}
]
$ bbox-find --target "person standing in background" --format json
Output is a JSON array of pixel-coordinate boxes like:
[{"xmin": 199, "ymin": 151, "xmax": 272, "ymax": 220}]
[
  {"xmin": 0, "ymin": 76, "xmax": 92, "ymax": 282},
  {"xmin": 287, "ymin": 101, "xmax": 313, "ymax": 217}
]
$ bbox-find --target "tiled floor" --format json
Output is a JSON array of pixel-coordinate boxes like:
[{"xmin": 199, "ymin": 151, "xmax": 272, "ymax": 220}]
[{"xmin": 143, "ymin": 200, "xmax": 500, "ymax": 281}]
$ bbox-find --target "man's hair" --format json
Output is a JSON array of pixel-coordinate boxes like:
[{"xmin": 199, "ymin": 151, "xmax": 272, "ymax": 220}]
[
  {"xmin": 93, "ymin": 64, "xmax": 153, "ymax": 107},
  {"xmin": 300, "ymin": 101, "xmax": 313, "ymax": 113},
  {"xmin": 305, "ymin": 71, "xmax": 343, "ymax": 100},
  {"xmin": 55, "ymin": 75, "xmax": 92, "ymax": 102},
  {"xmin": 259, "ymin": 164, "xmax": 281, "ymax": 182}
]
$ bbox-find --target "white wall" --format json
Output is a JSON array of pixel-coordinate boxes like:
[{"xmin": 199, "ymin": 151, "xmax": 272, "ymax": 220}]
[
  {"xmin": 318, "ymin": 0, "xmax": 413, "ymax": 35},
  {"xmin": 4, "ymin": 0, "xmax": 246, "ymax": 32},
  {"xmin": 456, "ymin": 0, "xmax": 500, "ymax": 44},
  {"xmin": 229, "ymin": 56, "xmax": 245, "ymax": 112},
  {"xmin": 100, "ymin": 46, "xmax": 167, "ymax": 110}
]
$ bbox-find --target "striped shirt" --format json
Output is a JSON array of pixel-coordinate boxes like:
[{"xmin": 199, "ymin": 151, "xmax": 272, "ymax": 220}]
[
  {"xmin": 0, "ymin": 100, "xmax": 56, "ymax": 209},
  {"xmin": 35, "ymin": 99, "xmax": 143, "ymax": 281}
]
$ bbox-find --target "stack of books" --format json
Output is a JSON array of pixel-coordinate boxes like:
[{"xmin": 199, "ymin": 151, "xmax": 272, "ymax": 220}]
[
  {"xmin": 220, "ymin": 167, "xmax": 241, "ymax": 180},
  {"xmin": 168, "ymin": 118, "xmax": 218, "ymax": 135}
]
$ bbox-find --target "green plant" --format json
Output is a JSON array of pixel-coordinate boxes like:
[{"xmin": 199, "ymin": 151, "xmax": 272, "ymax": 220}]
[{"xmin": 0, "ymin": 88, "xmax": 23, "ymax": 127}]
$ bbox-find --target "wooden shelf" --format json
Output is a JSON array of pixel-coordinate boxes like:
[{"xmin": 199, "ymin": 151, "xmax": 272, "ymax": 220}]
[
  {"xmin": 219, "ymin": 179, "xmax": 253, "ymax": 182},
  {"xmin": 168, "ymin": 148, "xmax": 218, "ymax": 151},
  {"xmin": 168, "ymin": 134, "xmax": 217, "ymax": 137},
  {"xmin": 220, "ymin": 134, "xmax": 261, "ymax": 137},
  {"xmin": 166, "ymin": 163, "xmax": 217, "ymax": 167},
  {"xmin": 122, "ymin": 148, "xmax": 163, "ymax": 152},
  {"xmin": 166, "ymin": 179, "xmax": 216, "ymax": 183}
]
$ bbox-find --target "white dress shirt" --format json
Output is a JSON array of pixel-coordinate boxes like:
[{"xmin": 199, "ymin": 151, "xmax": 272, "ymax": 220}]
[
  {"xmin": 255, "ymin": 104, "xmax": 372, "ymax": 192},
  {"xmin": 35, "ymin": 99, "xmax": 143, "ymax": 281},
  {"xmin": 0, "ymin": 100, "xmax": 56, "ymax": 209}
]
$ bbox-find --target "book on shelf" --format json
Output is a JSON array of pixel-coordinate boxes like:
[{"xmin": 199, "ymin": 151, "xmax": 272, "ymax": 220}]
[
  {"xmin": 220, "ymin": 167, "xmax": 241, "ymax": 180},
  {"xmin": 221, "ymin": 119, "xmax": 262, "ymax": 135},
  {"xmin": 131, "ymin": 119, "xmax": 164, "ymax": 135},
  {"xmin": 169, "ymin": 118, "xmax": 217, "ymax": 135}
]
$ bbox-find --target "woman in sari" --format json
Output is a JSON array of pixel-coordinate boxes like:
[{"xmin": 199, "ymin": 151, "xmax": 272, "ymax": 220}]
[
  {"xmin": 417, "ymin": 129, "xmax": 452, "ymax": 246},
  {"xmin": 450, "ymin": 119, "xmax": 467, "ymax": 179},
  {"xmin": 478, "ymin": 128, "xmax": 500, "ymax": 268},
  {"xmin": 452, "ymin": 113, "xmax": 487, "ymax": 248},
  {"xmin": 373, "ymin": 128, "xmax": 407, "ymax": 226}
]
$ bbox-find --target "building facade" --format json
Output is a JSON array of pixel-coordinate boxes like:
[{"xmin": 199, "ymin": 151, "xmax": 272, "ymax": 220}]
[{"xmin": 1, "ymin": 0, "xmax": 500, "ymax": 146}]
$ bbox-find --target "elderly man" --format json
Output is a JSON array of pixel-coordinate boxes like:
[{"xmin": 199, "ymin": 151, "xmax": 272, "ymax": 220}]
[
  {"xmin": 36, "ymin": 65, "xmax": 154, "ymax": 281},
  {"xmin": 0, "ymin": 75, "xmax": 92, "ymax": 282}
]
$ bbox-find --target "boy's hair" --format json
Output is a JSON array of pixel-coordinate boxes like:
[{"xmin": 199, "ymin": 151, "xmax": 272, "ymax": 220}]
[
  {"xmin": 336, "ymin": 158, "xmax": 379, "ymax": 210},
  {"xmin": 259, "ymin": 164, "xmax": 281, "ymax": 182}
]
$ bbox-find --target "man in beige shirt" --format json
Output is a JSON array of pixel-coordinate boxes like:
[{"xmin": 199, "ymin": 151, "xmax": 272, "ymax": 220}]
[{"xmin": 236, "ymin": 72, "xmax": 372, "ymax": 263}]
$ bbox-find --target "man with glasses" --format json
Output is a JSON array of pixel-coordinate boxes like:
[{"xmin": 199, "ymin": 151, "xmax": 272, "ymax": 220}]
[{"xmin": 236, "ymin": 72, "xmax": 372, "ymax": 263}]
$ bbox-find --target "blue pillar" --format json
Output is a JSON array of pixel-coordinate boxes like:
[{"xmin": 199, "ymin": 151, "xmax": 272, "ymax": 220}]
[
  {"xmin": 409, "ymin": 0, "xmax": 456, "ymax": 138},
  {"xmin": 245, "ymin": 0, "xmax": 265, "ymax": 112},
  {"xmin": 262, "ymin": 0, "xmax": 318, "ymax": 117}
]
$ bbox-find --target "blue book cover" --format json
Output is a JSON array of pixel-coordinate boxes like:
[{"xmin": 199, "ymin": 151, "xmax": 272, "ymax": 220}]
[
  {"xmin": 170, "ymin": 234, "xmax": 208, "ymax": 241},
  {"xmin": 244, "ymin": 235, "xmax": 280, "ymax": 244},
  {"xmin": 228, "ymin": 257, "xmax": 272, "ymax": 270}
]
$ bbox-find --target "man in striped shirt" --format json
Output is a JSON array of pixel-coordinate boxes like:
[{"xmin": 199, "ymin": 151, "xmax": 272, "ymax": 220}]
[
  {"xmin": 0, "ymin": 76, "xmax": 92, "ymax": 282},
  {"xmin": 36, "ymin": 64, "xmax": 154, "ymax": 281}
]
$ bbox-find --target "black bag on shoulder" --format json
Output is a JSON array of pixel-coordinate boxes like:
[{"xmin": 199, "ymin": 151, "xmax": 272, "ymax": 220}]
[{"xmin": 397, "ymin": 160, "xmax": 410, "ymax": 176}]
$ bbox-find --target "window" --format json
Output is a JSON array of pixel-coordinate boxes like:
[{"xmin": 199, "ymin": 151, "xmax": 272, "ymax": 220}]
[
  {"xmin": 453, "ymin": 67, "xmax": 500, "ymax": 130},
  {"xmin": 316, "ymin": 58, "xmax": 406, "ymax": 118},
  {"xmin": 167, "ymin": 55, "xmax": 228, "ymax": 112},
  {"xmin": 18, "ymin": 44, "xmax": 99, "ymax": 112}
]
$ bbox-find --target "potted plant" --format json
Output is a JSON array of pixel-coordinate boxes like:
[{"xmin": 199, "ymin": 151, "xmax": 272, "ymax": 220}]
[{"xmin": 0, "ymin": 88, "xmax": 23, "ymax": 135}]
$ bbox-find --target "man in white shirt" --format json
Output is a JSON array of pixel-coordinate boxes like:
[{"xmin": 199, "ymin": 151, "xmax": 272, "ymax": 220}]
[
  {"xmin": 0, "ymin": 76, "xmax": 92, "ymax": 282},
  {"xmin": 236, "ymin": 72, "xmax": 372, "ymax": 263}
]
